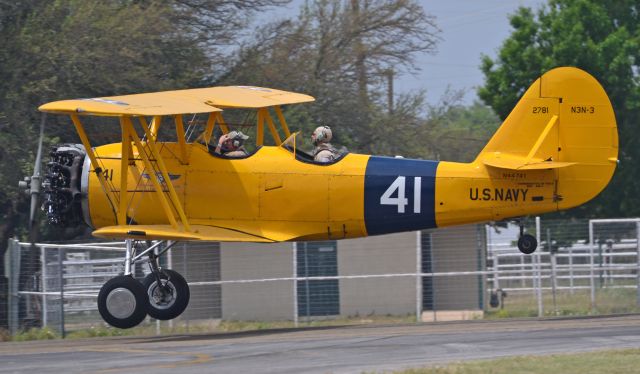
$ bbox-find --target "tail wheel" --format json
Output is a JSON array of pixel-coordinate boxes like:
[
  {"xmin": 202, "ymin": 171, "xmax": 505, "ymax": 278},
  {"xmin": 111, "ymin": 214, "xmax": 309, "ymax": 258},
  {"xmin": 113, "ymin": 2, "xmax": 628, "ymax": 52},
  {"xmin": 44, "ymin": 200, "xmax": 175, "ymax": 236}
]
[
  {"xmin": 142, "ymin": 269, "xmax": 190, "ymax": 320},
  {"xmin": 518, "ymin": 233, "xmax": 538, "ymax": 254},
  {"xmin": 98, "ymin": 275, "xmax": 148, "ymax": 329}
]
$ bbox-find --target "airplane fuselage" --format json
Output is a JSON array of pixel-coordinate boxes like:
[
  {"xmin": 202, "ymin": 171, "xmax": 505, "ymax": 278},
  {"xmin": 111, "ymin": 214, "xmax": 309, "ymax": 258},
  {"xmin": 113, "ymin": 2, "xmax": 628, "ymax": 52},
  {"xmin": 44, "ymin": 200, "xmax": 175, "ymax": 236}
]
[{"xmin": 76, "ymin": 142, "xmax": 560, "ymax": 241}]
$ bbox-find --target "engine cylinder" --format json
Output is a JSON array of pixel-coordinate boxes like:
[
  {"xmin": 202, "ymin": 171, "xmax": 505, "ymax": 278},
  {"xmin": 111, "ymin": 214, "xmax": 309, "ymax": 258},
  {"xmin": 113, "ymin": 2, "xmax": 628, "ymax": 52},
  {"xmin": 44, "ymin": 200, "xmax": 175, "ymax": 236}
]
[{"xmin": 42, "ymin": 144, "xmax": 86, "ymax": 227}]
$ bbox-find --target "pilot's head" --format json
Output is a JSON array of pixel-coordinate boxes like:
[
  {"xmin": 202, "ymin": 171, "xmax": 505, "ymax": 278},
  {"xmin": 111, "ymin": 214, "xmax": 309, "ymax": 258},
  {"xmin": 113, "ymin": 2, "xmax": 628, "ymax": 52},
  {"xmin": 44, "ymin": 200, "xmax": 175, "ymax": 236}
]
[
  {"xmin": 311, "ymin": 126, "xmax": 332, "ymax": 145},
  {"xmin": 222, "ymin": 130, "xmax": 249, "ymax": 151}
]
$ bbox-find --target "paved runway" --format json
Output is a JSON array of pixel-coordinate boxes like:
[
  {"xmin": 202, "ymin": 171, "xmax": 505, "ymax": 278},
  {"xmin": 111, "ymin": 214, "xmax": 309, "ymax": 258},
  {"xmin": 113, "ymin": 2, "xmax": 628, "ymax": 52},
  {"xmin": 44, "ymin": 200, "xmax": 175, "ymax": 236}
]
[{"xmin": 1, "ymin": 315, "xmax": 640, "ymax": 373}]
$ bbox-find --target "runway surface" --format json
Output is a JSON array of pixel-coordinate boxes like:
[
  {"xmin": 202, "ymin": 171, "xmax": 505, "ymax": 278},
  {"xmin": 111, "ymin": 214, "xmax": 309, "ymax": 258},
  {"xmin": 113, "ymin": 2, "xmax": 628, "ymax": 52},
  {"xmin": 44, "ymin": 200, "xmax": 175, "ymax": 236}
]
[{"xmin": 1, "ymin": 315, "xmax": 640, "ymax": 373}]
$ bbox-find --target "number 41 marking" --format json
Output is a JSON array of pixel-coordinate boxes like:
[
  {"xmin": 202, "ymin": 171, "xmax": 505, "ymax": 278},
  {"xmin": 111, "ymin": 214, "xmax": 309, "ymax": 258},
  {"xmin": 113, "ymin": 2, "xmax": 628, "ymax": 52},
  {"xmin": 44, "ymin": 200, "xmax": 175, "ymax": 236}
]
[{"xmin": 380, "ymin": 176, "xmax": 422, "ymax": 213}]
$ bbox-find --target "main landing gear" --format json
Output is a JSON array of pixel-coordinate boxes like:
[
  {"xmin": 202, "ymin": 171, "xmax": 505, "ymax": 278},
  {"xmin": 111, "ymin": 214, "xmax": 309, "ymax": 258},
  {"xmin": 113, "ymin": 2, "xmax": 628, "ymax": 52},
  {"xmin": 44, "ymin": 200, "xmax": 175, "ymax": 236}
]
[
  {"xmin": 97, "ymin": 240, "xmax": 190, "ymax": 329},
  {"xmin": 517, "ymin": 220, "xmax": 537, "ymax": 255}
]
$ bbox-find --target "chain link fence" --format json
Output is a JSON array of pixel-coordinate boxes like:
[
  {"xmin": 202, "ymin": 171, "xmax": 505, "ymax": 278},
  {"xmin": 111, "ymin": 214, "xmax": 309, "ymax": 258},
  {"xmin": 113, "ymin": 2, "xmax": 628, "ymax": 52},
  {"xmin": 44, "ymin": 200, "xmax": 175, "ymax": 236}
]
[{"xmin": 3, "ymin": 218, "xmax": 640, "ymax": 337}]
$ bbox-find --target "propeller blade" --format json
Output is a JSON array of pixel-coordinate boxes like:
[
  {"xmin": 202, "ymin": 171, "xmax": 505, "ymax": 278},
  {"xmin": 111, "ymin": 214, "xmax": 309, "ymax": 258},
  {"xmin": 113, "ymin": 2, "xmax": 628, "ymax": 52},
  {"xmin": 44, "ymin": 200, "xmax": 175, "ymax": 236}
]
[{"xmin": 29, "ymin": 113, "xmax": 46, "ymax": 231}]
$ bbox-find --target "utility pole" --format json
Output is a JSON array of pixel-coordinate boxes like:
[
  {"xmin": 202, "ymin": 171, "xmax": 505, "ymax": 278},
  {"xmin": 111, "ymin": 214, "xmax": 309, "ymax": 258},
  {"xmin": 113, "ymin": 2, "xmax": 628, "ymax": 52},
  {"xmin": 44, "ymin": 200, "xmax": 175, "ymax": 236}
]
[
  {"xmin": 351, "ymin": 0, "xmax": 368, "ymax": 108},
  {"xmin": 387, "ymin": 69, "xmax": 394, "ymax": 114}
]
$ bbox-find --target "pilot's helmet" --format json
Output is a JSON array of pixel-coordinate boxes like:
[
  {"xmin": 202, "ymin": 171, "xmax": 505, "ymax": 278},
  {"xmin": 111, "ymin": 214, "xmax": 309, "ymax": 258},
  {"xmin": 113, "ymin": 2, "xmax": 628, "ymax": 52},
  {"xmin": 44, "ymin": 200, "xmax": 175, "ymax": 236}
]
[
  {"xmin": 312, "ymin": 126, "xmax": 332, "ymax": 144},
  {"xmin": 227, "ymin": 130, "xmax": 249, "ymax": 147}
]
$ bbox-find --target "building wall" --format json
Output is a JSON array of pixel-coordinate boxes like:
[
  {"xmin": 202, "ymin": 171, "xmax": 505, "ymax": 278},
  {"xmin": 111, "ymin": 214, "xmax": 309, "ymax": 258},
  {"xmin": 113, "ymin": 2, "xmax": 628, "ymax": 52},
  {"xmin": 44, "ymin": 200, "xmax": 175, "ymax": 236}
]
[
  {"xmin": 338, "ymin": 232, "xmax": 418, "ymax": 316},
  {"xmin": 169, "ymin": 242, "xmax": 221, "ymax": 320},
  {"xmin": 220, "ymin": 242, "xmax": 294, "ymax": 320},
  {"xmin": 213, "ymin": 226, "xmax": 484, "ymax": 321},
  {"xmin": 427, "ymin": 225, "xmax": 485, "ymax": 311}
]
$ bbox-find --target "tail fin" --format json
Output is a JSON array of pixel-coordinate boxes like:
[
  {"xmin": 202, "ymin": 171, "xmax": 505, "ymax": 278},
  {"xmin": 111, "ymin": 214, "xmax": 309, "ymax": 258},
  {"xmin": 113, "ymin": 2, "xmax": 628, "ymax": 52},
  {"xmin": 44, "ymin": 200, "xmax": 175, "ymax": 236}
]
[{"xmin": 475, "ymin": 67, "xmax": 618, "ymax": 209}]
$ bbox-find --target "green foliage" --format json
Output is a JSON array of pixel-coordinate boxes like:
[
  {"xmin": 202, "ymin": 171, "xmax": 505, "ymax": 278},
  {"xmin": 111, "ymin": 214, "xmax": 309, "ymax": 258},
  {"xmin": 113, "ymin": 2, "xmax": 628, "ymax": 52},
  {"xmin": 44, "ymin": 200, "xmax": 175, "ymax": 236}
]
[
  {"xmin": 422, "ymin": 100, "xmax": 500, "ymax": 162},
  {"xmin": 66, "ymin": 325, "xmax": 134, "ymax": 339},
  {"xmin": 0, "ymin": 1, "xmax": 214, "ymax": 246},
  {"xmin": 478, "ymin": 0, "xmax": 640, "ymax": 218},
  {"xmin": 0, "ymin": 328, "xmax": 10, "ymax": 342},
  {"xmin": 12, "ymin": 326, "xmax": 59, "ymax": 341}
]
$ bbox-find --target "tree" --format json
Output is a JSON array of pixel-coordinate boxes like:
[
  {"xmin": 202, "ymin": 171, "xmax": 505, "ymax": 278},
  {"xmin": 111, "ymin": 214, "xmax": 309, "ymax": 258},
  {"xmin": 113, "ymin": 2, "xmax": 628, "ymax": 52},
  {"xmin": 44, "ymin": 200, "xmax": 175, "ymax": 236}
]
[
  {"xmin": 218, "ymin": 0, "xmax": 440, "ymax": 152},
  {"xmin": 0, "ymin": 1, "xmax": 207, "ymax": 329},
  {"xmin": 423, "ymin": 99, "xmax": 500, "ymax": 162},
  {"xmin": 478, "ymin": 0, "xmax": 640, "ymax": 218},
  {"xmin": 0, "ymin": 0, "xmax": 211, "ymax": 234},
  {"xmin": 0, "ymin": 0, "xmax": 298, "ymax": 331}
]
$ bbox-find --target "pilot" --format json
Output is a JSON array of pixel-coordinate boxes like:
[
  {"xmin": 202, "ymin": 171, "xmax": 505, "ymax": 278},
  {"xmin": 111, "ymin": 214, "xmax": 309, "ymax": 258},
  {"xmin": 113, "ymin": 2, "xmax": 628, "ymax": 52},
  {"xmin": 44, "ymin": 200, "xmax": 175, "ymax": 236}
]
[
  {"xmin": 311, "ymin": 125, "xmax": 338, "ymax": 163},
  {"xmin": 215, "ymin": 130, "xmax": 249, "ymax": 157}
]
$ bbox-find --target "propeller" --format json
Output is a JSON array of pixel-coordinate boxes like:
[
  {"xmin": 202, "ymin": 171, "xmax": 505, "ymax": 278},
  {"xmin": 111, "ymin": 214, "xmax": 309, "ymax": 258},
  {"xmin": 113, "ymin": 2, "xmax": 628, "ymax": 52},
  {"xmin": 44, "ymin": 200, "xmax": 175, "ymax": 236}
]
[
  {"xmin": 18, "ymin": 113, "xmax": 46, "ymax": 241},
  {"xmin": 15, "ymin": 113, "xmax": 46, "ymax": 328}
]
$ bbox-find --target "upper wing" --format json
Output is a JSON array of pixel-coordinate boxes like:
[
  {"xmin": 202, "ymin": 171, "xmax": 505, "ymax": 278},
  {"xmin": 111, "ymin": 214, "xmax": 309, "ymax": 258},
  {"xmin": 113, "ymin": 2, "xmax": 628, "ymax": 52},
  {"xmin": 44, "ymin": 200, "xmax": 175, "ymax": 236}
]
[{"xmin": 38, "ymin": 86, "xmax": 315, "ymax": 116}]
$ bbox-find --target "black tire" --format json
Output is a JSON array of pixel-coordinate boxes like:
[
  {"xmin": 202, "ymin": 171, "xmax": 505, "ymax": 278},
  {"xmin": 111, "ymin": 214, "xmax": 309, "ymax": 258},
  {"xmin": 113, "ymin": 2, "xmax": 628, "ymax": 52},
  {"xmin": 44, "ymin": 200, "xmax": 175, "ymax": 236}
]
[
  {"xmin": 97, "ymin": 275, "xmax": 148, "ymax": 329},
  {"xmin": 142, "ymin": 269, "xmax": 190, "ymax": 320},
  {"xmin": 517, "ymin": 233, "xmax": 538, "ymax": 254}
]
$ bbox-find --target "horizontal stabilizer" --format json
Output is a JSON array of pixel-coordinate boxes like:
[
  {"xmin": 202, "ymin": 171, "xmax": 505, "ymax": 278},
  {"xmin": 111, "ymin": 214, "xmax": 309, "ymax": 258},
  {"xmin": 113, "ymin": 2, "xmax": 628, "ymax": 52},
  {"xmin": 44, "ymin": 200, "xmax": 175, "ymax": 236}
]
[{"xmin": 483, "ymin": 155, "xmax": 576, "ymax": 170}]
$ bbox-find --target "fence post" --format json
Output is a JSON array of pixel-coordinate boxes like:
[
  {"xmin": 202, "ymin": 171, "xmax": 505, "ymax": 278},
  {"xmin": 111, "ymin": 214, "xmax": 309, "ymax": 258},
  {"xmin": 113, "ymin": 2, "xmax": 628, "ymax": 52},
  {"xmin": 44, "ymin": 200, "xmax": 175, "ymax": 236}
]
[
  {"xmin": 588, "ymin": 220, "xmax": 596, "ymax": 312},
  {"xmin": 182, "ymin": 242, "xmax": 189, "ymax": 333},
  {"xmin": 535, "ymin": 216, "xmax": 543, "ymax": 317},
  {"xmin": 154, "ymin": 243, "xmax": 161, "ymax": 336},
  {"xmin": 167, "ymin": 241, "xmax": 173, "ymax": 330},
  {"xmin": 569, "ymin": 247, "xmax": 574, "ymax": 295},
  {"xmin": 292, "ymin": 242, "xmax": 298, "ymax": 327},
  {"xmin": 636, "ymin": 221, "xmax": 640, "ymax": 307},
  {"xmin": 58, "ymin": 247, "xmax": 65, "ymax": 338},
  {"xmin": 493, "ymin": 252, "xmax": 500, "ymax": 290},
  {"xmin": 40, "ymin": 245, "xmax": 47, "ymax": 328},
  {"xmin": 415, "ymin": 231, "xmax": 422, "ymax": 322},
  {"xmin": 8, "ymin": 239, "xmax": 20, "ymax": 335},
  {"xmin": 520, "ymin": 252, "xmax": 526, "ymax": 288},
  {"xmin": 548, "ymin": 229, "xmax": 558, "ymax": 315}
]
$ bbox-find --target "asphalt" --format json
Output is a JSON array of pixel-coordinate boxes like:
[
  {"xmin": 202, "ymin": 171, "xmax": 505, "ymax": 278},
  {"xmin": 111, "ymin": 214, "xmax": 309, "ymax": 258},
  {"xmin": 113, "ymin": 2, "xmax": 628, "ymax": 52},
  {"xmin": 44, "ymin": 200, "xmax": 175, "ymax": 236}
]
[{"xmin": 1, "ymin": 315, "xmax": 640, "ymax": 373}]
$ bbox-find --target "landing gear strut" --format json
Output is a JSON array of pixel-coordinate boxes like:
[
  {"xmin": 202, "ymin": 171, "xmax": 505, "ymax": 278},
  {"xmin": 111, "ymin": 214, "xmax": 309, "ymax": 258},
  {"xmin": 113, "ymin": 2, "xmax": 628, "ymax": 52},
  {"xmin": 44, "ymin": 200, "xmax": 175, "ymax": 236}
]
[
  {"xmin": 97, "ymin": 240, "xmax": 190, "ymax": 329},
  {"xmin": 517, "ymin": 221, "xmax": 537, "ymax": 255}
]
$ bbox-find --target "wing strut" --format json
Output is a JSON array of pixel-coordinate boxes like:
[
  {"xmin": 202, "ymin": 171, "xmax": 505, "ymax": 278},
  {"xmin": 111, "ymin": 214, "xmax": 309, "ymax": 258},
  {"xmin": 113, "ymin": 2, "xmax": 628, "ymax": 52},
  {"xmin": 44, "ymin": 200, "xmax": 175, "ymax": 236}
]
[
  {"xmin": 274, "ymin": 106, "xmax": 291, "ymax": 139},
  {"xmin": 70, "ymin": 114, "xmax": 119, "ymax": 222},
  {"xmin": 150, "ymin": 116, "xmax": 161, "ymax": 141},
  {"xmin": 216, "ymin": 112, "xmax": 230, "ymax": 134},
  {"xmin": 262, "ymin": 108, "xmax": 282, "ymax": 145},
  {"xmin": 132, "ymin": 117, "xmax": 192, "ymax": 232},
  {"xmin": 197, "ymin": 112, "xmax": 230, "ymax": 146},
  {"xmin": 256, "ymin": 108, "xmax": 285, "ymax": 146},
  {"xmin": 174, "ymin": 115, "xmax": 188, "ymax": 164},
  {"xmin": 119, "ymin": 118, "xmax": 131, "ymax": 225},
  {"xmin": 256, "ymin": 108, "xmax": 265, "ymax": 146}
]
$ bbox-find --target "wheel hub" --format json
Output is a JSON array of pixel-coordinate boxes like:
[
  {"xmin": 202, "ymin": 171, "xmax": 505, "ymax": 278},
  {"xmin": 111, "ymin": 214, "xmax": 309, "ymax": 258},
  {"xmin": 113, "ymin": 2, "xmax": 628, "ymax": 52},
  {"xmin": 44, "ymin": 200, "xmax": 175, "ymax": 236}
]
[
  {"xmin": 148, "ymin": 281, "xmax": 177, "ymax": 310},
  {"xmin": 106, "ymin": 287, "xmax": 137, "ymax": 319}
]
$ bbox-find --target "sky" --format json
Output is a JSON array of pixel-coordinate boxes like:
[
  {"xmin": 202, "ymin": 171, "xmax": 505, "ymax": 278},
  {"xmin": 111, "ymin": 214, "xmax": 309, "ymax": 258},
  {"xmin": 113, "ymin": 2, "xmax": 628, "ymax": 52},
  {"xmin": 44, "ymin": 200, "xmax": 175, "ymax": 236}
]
[
  {"xmin": 404, "ymin": 0, "xmax": 546, "ymax": 105},
  {"xmin": 267, "ymin": 0, "xmax": 546, "ymax": 106}
]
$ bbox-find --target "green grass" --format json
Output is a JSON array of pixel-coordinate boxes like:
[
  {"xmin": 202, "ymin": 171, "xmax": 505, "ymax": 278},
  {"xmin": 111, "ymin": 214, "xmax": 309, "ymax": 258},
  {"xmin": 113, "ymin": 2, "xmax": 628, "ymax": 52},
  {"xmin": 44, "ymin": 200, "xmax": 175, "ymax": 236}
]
[
  {"xmin": 217, "ymin": 314, "xmax": 417, "ymax": 332},
  {"xmin": 377, "ymin": 349, "xmax": 640, "ymax": 374},
  {"xmin": 11, "ymin": 327, "xmax": 59, "ymax": 341},
  {"xmin": 484, "ymin": 288, "xmax": 640, "ymax": 318},
  {"xmin": 2, "ymin": 314, "xmax": 418, "ymax": 341},
  {"xmin": 0, "ymin": 328, "xmax": 11, "ymax": 342}
]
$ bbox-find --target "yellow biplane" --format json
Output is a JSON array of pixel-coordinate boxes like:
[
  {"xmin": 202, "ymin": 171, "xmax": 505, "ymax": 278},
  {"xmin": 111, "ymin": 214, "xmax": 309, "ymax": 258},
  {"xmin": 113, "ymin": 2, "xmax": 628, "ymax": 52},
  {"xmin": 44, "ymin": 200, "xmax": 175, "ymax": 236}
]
[{"xmin": 21, "ymin": 67, "xmax": 618, "ymax": 328}]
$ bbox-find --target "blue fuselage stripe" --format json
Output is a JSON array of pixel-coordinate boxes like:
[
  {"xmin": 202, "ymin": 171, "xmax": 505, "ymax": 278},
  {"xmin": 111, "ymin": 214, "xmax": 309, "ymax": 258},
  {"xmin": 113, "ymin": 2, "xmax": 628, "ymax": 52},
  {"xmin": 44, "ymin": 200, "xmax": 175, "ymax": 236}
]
[{"xmin": 364, "ymin": 156, "xmax": 439, "ymax": 235}]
